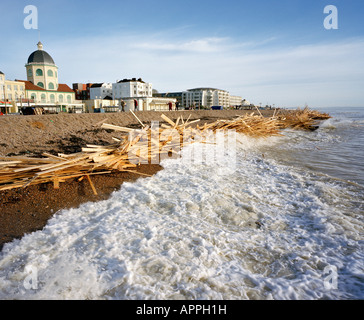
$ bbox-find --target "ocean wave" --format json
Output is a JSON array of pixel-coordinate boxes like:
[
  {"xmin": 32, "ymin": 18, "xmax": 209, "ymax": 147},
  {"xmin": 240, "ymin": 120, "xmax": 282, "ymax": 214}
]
[{"xmin": 0, "ymin": 131, "xmax": 363, "ymax": 300}]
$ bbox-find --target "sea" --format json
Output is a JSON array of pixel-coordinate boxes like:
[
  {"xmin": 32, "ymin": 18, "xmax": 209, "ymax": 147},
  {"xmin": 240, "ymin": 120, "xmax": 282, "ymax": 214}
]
[{"xmin": 0, "ymin": 106, "xmax": 363, "ymax": 300}]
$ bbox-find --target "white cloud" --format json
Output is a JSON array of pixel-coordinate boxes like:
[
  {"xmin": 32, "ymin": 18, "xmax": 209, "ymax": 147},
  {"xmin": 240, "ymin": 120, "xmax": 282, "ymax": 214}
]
[
  {"xmin": 47, "ymin": 33, "xmax": 364, "ymax": 107},
  {"xmin": 131, "ymin": 37, "xmax": 229, "ymax": 53}
]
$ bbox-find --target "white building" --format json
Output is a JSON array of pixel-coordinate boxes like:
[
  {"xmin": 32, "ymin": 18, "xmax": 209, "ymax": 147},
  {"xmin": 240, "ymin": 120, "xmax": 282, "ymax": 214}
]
[
  {"xmin": 90, "ymin": 83, "xmax": 113, "ymax": 100},
  {"xmin": 230, "ymin": 95, "xmax": 243, "ymax": 107},
  {"xmin": 112, "ymin": 78, "xmax": 153, "ymax": 99},
  {"xmin": 110, "ymin": 78, "xmax": 174, "ymax": 112},
  {"xmin": 0, "ymin": 71, "xmax": 5, "ymax": 99},
  {"xmin": 182, "ymin": 88, "xmax": 231, "ymax": 109}
]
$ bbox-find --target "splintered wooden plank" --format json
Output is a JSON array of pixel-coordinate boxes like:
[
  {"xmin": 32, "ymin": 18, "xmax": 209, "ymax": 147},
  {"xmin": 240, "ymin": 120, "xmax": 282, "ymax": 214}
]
[
  {"xmin": 35, "ymin": 159, "xmax": 91, "ymax": 176},
  {"xmin": 53, "ymin": 177, "xmax": 60, "ymax": 189},
  {"xmin": 101, "ymin": 123, "xmax": 135, "ymax": 133},
  {"xmin": 161, "ymin": 114, "xmax": 176, "ymax": 127},
  {"xmin": 86, "ymin": 144, "xmax": 119, "ymax": 149},
  {"xmin": 0, "ymin": 156, "xmax": 60, "ymax": 163},
  {"xmin": 184, "ymin": 114, "xmax": 192, "ymax": 126},
  {"xmin": 174, "ymin": 117, "xmax": 181, "ymax": 128},
  {"xmin": 42, "ymin": 153, "xmax": 69, "ymax": 161},
  {"xmin": 86, "ymin": 175, "xmax": 98, "ymax": 196},
  {"xmin": 130, "ymin": 110, "xmax": 145, "ymax": 128},
  {"xmin": 185, "ymin": 119, "xmax": 201, "ymax": 127},
  {"xmin": 0, "ymin": 161, "xmax": 22, "ymax": 166}
]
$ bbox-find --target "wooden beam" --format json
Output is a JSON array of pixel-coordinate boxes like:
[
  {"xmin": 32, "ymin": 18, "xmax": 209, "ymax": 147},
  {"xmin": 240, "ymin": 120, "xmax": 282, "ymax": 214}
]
[{"xmin": 86, "ymin": 175, "xmax": 98, "ymax": 196}]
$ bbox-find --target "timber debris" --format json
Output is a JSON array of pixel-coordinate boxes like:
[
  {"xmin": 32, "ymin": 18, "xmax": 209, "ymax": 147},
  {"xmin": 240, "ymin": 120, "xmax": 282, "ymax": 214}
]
[{"xmin": 0, "ymin": 108, "xmax": 330, "ymax": 192}]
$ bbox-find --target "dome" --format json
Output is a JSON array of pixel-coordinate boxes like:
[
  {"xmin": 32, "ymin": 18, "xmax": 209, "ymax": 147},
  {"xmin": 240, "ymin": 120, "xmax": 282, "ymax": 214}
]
[{"xmin": 27, "ymin": 42, "xmax": 55, "ymax": 65}]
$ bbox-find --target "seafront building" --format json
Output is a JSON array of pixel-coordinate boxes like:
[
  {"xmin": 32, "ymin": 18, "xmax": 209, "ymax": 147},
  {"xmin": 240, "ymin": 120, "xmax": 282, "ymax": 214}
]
[
  {"xmin": 230, "ymin": 95, "xmax": 244, "ymax": 107},
  {"xmin": 74, "ymin": 78, "xmax": 176, "ymax": 112},
  {"xmin": 1, "ymin": 42, "xmax": 83, "ymax": 114},
  {"xmin": 73, "ymin": 83, "xmax": 92, "ymax": 100},
  {"xmin": 155, "ymin": 89, "xmax": 243, "ymax": 110},
  {"xmin": 1, "ymin": 42, "xmax": 246, "ymax": 114},
  {"xmin": 0, "ymin": 72, "xmax": 4, "ymax": 95},
  {"xmin": 0, "ymin": 71, "xmax": 26, "ymax": 113},
  {"xmin": 15, "ymin": 42, "xmax": 83, "ymax": 113},
  {"xmin": 178, "ymin": 88, "xmax": 240, "ymax": 109},
  {"xmin": 112, "ymin": 78, "xmax": 153, "ymax": 99},
  {"xmin": 111, "ymin": 78, "xmax": 174, "ymax": 111},
  {"xmin": 25, "ymin": 41, "xmax": 59, "ymax": 92},
  {"xmin": 90, "ymin": 83, "xmax": 113, "ymax": 100},
  {"xmin": 153, "ymin": 92, "xmax": 183, "ymax": 108}
]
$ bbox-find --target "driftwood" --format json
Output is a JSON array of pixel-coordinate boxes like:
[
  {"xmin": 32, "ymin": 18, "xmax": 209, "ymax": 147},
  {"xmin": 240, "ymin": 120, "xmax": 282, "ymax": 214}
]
[{"xmin": 0, "ymin": 108, "xmax": 331, "ymax": 192}]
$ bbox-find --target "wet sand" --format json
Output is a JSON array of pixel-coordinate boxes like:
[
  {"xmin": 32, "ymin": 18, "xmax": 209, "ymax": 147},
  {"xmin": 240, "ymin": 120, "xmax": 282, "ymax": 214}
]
[{"xmin": 0, "ymin": 109, "xmax": 274, "ymax": 250}]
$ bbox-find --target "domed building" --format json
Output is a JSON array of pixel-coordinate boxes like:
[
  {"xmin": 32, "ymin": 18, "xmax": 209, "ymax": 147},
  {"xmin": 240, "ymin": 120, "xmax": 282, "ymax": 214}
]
[
  {"xmin": 25, "ymin": 41, "xmax": 59, "ymax": 91},
  {"xmin": 17, "ymin": 42, "xmax": 83, "ymax": 113}
]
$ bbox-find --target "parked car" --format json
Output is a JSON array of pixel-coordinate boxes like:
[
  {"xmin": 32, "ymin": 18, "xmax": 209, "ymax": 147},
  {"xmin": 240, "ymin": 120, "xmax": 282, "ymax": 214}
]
[{"xmin": 211, "ymin": 106, "xmax": 223, "ymax": 110}]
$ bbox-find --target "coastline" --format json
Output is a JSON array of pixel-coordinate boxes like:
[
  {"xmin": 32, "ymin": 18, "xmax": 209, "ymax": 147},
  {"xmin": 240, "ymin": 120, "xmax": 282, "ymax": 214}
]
[{"xmin": 0, "ymin": 109, "xmax": 275, "ymax": 251}]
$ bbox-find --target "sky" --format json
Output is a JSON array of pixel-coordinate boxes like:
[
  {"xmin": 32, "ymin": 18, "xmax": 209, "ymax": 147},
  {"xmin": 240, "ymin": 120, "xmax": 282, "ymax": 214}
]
[{"xmin": 1, "ymin": 0, "xmax": 364, "ymax": 108}]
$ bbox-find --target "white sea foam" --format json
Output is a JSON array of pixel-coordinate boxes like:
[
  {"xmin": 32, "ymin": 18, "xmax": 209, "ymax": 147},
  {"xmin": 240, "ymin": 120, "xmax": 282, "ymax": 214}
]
[{"xmin": 0, "ymin": 131, "xmax": 363, "ymax": 300}]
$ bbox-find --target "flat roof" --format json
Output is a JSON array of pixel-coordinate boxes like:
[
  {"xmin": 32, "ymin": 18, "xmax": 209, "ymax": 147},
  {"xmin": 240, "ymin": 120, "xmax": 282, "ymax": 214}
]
[{"xmin": 187, "ymin": 87, "xmax": 228, "ymax": 92}]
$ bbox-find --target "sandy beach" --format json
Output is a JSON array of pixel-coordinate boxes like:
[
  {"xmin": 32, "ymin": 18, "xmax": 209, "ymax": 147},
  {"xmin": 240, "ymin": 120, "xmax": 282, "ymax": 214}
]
[{"xmin": 0, "ymin": 109, "xmax": 274, "ymax": 250}]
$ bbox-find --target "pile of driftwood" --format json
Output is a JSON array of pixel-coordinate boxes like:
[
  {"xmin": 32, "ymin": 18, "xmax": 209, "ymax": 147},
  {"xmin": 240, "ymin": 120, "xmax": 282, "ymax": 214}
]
[
  {"xmin": 275, "ymin": 107, "xmax": 331, "ymax": 131},
  {"xmin": 0, "ymin": 108, "xmax": 330, "ymax": 192}
]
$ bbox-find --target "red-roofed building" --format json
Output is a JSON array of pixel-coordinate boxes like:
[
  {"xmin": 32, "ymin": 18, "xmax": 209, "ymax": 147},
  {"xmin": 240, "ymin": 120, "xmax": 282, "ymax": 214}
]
[{"xmin": 18, "ymin": 42, "xmax": 84, "ymax": 113}]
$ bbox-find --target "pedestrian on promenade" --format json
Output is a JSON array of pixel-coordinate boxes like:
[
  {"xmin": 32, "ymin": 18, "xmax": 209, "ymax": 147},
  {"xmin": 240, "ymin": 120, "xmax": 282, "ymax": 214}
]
[
  {"xmin": 120, "ymin": 99, "xmax": 125, "ymax": 112},
  {"xmin": 134, "ymin": 99, "xmax": 138, "ymax": 111}
]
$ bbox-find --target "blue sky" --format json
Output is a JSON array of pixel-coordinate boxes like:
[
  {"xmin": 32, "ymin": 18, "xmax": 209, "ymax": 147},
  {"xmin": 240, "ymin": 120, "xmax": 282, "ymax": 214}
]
[{"xmin": 1, "ymin": 0, "xmax": 364, "ymax": 107}]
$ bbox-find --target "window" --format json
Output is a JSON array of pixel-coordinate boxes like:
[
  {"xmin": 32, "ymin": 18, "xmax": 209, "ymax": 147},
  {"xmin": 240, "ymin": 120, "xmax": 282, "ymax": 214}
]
[
  {"xmin": 67, "ymin": 95, "xmax": 71, "ymax": 103},
  {"xmin": 7, "ymin": 85, "xmax": 11, "ymax": 91},
  {"xmin": 49, "ymin": 83, "xmax": 55, "ymax": 90},
  {"xmin": 31, "ymin": 93, "xmax": 36, "ymax": 101},
  {"xmin": 14, "ymin": 85, "xmax": 18, "ymax": 91},
  {"xmin": 47, "ymin": 70, "xmax": 54, "ymax": 77},
  {"xmin": 41, "ymin": 94, "xmax": 46, "ymax": 103},
  {"xmin": 36, "ymin": 69, "xmax": 43, "ymax": 76},
  {"xmin": 50, "ymin": 94, "xmax": 55, "ymax": 103},
  {"xmin": 28, "ymin": 69, "xmax": 33, "ymax": 77},
  {"xmin": 37, "ymin": 82, "xmax": 44, "ymax": 88},
  {"xmin": 59, "ymin": 95, "xmax": 63, "ymax": 103}
]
